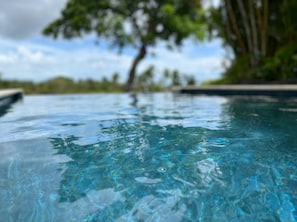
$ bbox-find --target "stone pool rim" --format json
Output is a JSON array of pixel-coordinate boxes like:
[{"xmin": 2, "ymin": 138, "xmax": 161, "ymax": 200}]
[
  {"xmin": 0, "ymin": 88, "xmax": 23, "ymax": 107},
  {"xmin": 173, "ymin": 84, "xmax": 297, "ymax": 97}
]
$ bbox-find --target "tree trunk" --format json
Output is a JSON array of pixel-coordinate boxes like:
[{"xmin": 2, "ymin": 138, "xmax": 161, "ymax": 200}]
[
  {"xmin": 222, "ymin": 2, "xmax": 233, "ymax": 50},
  {"xmin": 248, "ymin": 0, "xmax": 259, "ymax": 65},
  {"xmin": 225, "ymin": 0, "xmax": 247, "ymax": 56},
  {"xmin": 125, "ymin": 44, "xmax": 147, "ymax": 92},
  {"xmin": 237, "ymin": 0, "xmax": 255, "ymax": 68},
  {"xmin": 261, "ymin": 0, "xmax": 268, "ymax": 57}
]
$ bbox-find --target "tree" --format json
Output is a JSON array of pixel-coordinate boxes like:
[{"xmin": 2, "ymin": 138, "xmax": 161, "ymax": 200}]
[
  {"xmin": 209, "ymin": 0, "xmax": 297, "ymax": 83},
  {"xmin": 172, "ymin": 70, "xmax": 181, "ymax": 86},
  {"xmin": 43, "ymin": 0, "xmax": 205, "ymax": 91},
  {"xmin": 161, "ymin": 68, "xmax": 192, "ymax": 87},
  {"xmin": 136, "ymin": 65, "xmax": 155, "ymax": 92},
  {"xmin": 184, "ymin": 75, "xmax": 196, "ymax": 85},
  {"xmin": 111, "ymin": 72, "xmax": 119, "ymax": 85}
]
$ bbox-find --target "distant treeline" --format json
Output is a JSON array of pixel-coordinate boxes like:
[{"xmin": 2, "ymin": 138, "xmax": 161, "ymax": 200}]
[{"xmin": 0, "ymin": 67, "xmax": 196, "ymax": 94}]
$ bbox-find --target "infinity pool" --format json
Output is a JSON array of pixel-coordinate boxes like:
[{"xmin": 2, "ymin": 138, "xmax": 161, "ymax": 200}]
[{"xmin": 0, "ymin": 93, "xmax": 297, "ymax": 221}]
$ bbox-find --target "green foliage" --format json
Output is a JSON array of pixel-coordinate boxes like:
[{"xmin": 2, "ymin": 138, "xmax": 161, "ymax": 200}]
[
  {"xmin": 184, "ymin": 75, "xmax": 196, "ymax": 86},
  {"xmin": 43, "ymin": 0, "xmax": 206, "ymax": 90},
  {"xmin": 135, "ymin": 66, "xmax": 156, "ymax": 92},
  {"xmin": 0, "ymin": 76, "xmax": 123, "ymax": 94},
  {"xmin": 209, "ymin": 0, "xmax": 297, "ymax": 84},
  {"xmin": 0, "ymin": 70, "xmax": 196, "ymax": 94},
  {"xmin": 160, "ymin": 68, "xmax": 196, "ymax": 88}
]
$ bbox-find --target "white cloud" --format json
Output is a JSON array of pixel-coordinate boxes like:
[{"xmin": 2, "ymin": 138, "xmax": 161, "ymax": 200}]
[
  {"xmin": 0, "ymin": 0, "xmax": 67, "ymax": 39},
  {"xmin": 0, "ymin": 53, "xmax": 17, "ymax": 64},
  {"xmin": 0, "ymin": 38, "xmax": 225, "ymax": 83},
  {"xmin": 0, "ymin": 1, "xmax": 226, "ymax": 84},
  {"xmin": 17, "ymin": 46, "xmax": 54, "ymax": 64},
  {"xmin": 0, "ymin": 40, "xmax": 134, "ymax": 82}
]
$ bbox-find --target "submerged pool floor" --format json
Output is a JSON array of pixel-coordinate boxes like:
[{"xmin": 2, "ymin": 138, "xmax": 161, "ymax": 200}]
[{"xmin": 0, "ymin": 93, "xmax": 297, "ymax": 221}]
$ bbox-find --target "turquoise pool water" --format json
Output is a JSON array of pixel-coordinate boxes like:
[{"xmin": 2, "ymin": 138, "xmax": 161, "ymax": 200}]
[{"xmin": 0, "ymin": 93, "xmax": 297, "ymax": 221}]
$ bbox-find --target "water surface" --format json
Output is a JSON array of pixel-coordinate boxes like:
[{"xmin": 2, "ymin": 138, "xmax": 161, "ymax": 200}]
[{"xmin": 0, "ymin": 93, "xmax": 297, "ymax": 221}]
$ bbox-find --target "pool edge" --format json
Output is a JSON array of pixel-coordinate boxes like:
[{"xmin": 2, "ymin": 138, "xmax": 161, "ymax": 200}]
[
  {"xmin": 173, "ymin": 84, "xmax": 297, "ymax": 98},
  {"xmin": 0, "ymin": 89, "xmax": 24, "ymax": 107}
]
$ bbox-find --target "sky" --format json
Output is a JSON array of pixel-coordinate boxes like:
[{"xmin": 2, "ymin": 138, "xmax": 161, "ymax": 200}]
[{"xmin": 0, "ymin": 0, "xmax": 227, "ymax": 84}]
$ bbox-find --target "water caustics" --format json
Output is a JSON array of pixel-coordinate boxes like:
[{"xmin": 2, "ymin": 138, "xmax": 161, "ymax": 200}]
[{"xmin": 0, "ymin": 93, "xmax": 297, "ymax": 221}]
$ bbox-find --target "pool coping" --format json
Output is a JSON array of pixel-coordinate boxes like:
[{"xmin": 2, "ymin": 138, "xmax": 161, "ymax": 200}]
[
  {"xmin": 173, "ymin": 85, "xmax": 297, "ymax": 97},
  {"xmin": 0, "ymin": 89, "xmax": 23, "ymax": 107}
]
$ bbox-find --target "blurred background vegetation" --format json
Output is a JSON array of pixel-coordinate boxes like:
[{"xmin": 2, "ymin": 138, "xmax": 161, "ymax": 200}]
[
  {"xmin": 0, "ymin": 68, "xmax": 195, "ymax": 94},
  {"xmin": 1, "ymin": 0, "xmax": 297, "ymax": 93},
  {"xmin": 208, "ymin": 0, "xmax": 297, "ymax": 84}
]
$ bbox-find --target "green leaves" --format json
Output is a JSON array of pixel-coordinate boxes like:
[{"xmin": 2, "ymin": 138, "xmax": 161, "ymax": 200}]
[
  {"xmin": 209, "ymin": 0, "xmax": 297, "ymax": 83},
  {"xmin": 44, "ymin": 0, "xmax": 205, "ymax": 49},
  {"xmin": 161, "ymin": 4, "xmax": 175, "ymax": 15},
  {"xmin": 43, "ymin": 0, "xmax": 206, "ymax": 90}
]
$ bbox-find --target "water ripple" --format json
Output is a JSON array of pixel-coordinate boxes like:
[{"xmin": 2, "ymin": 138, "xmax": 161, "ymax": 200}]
[{"xmin": 1, "ymin": 94, "xmax": 297, "ymax": 221}]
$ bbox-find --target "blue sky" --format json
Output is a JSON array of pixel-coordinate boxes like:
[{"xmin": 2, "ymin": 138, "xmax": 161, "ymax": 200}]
[{"xmin": 0, "ymin": 0, "xmax": 226, "ymax": 84}]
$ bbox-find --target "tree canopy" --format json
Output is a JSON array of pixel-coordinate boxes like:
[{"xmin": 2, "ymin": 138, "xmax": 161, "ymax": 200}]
[
  {"xmin": 43, "ymin": 0, "xmax": 206, "ymax": 91},
  {"xmin": 209, "ymin": 0, "xmax": 297, "ymax": 83}
]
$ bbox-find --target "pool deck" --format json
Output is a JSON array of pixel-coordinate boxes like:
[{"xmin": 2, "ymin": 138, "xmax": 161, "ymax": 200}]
[
  {"xmin": 173, "ymin": 85, "xmax": 297, "ymax": 97},
  {"xmin": 0, "ymin": 89, "xmax": 23, "ymax": 107}
]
